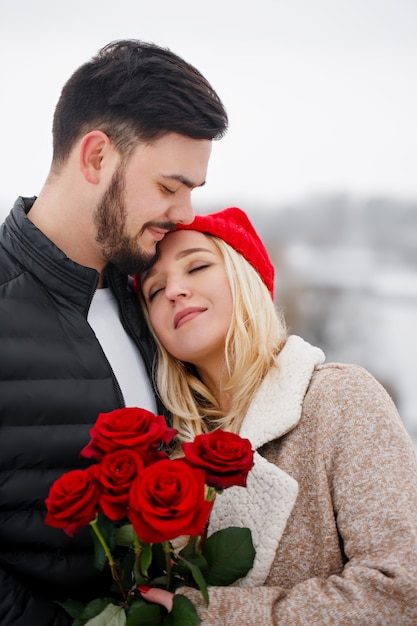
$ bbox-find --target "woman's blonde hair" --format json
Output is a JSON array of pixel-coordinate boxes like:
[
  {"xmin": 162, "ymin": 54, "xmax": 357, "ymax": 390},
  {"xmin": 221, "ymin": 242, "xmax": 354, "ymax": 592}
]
[{"xmin": 140, "ymin": 235, "xmax": 287, "ymax": 443}]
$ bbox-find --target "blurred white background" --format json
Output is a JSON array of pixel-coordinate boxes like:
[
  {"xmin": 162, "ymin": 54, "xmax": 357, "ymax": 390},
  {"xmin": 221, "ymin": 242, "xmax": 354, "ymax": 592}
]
[{"xmin": 1, "ymin": 0, "xmax": 416, "ymax": 211}]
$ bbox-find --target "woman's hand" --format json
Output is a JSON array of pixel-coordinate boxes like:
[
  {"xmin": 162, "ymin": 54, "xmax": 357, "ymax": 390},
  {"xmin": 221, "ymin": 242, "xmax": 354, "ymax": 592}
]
[{"xmin": 138, "ymin": 585, "xmax": 174, "ymax": 612}]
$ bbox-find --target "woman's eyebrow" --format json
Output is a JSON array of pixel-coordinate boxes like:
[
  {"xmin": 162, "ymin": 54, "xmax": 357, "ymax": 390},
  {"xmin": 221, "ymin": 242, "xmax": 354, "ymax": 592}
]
[{"xmin": 175, "ymin": 247, "xmax": 216, "ymax": 260}]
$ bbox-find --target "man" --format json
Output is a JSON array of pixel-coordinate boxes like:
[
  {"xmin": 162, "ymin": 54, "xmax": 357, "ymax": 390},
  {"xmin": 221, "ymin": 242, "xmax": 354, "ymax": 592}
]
[{"xmin": 0, "ymin": 39, "xmax": 227, "ymax": 625}]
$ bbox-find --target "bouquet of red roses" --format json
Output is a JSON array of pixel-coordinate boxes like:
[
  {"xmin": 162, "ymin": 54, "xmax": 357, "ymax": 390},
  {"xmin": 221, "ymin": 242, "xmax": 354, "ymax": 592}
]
[{"xmin": 45, "ymin": 407, "xmax": 255, "ymax": 625}]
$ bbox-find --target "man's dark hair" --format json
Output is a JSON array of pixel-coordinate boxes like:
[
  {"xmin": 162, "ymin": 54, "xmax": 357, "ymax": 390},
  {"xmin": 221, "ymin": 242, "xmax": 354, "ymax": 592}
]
[{"xmin": 52, "ymin": 39, "xmax": 228, "ymax": 166}]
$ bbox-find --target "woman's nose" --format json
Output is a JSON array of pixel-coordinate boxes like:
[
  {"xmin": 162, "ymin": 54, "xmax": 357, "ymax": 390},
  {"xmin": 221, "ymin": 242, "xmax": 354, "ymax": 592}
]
[{"xmin": 164, "ymin": 280, "xmax": 191, "ymax": 301}]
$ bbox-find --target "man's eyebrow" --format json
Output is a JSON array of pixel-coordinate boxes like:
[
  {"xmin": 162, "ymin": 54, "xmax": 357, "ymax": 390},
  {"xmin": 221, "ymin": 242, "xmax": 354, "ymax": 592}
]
[
  {"xmin": 161, "ymin": 174, "xmax": 206, "ymax": 189},
  {"xmin": 141, "ymin": 247, "xmax": 216, "ymax": 286}
]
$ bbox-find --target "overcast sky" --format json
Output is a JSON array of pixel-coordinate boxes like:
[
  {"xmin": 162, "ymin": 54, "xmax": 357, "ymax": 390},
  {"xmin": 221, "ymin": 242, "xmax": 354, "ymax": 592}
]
[{"xmin": 1, "ymin": 0, "xmax": 416, "ymax": 218}]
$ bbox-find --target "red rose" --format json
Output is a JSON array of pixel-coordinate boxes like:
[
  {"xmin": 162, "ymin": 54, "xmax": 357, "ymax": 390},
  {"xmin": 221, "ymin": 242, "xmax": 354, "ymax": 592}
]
[
  {"xmin": 95, "ymin": 449, "xmax": 145, "ymax": 521},
  {"xmin": 128, "ymin": 459, "xmax": 213, "ymax": 544},
  {"xmin": 45, "ymin": 467, "xmax": 99, "ymax": 536},
  {"xmin": 81, "ymin": 407, "xmax": 177, "ymax": 461},
  {"xmin": 182, "ymin": 430, "xmax": 254, "ymax": 490}
]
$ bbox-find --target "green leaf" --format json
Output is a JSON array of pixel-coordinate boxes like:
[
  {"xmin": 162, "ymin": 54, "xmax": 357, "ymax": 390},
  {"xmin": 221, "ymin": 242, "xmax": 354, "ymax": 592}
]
[
  {"xmin": 134, "ymin": 542, "xmax": 154, "ymax": 582},
  {"xmin": 176, "ymin": 557, "xmax": 208, "ymax": 605},
  {"xmin": 202, "ymin": 527, "xmax": 255, "ymax": 585},
  {"xmin": 83, "ymin": 603, "xmax": 126, "ymax": 626},
  {"xmin": 147, "ymin": 575, "xmax": 168, "ymax": 588},
  {"xmin": 115, "ymin": 524, "xmax": 135, "ymax": 547},
  {"xmin": 74, "ymin": 598, "xmax": 121, "ymax": 626},
  {"xmin": 164, "ymin": 594, "xmax": 201, "ymax": 626},
  {"xmin": 97, "ymin": 513, "xmax": 117, "ymax": 550},
  {"xmin": 69, "ymin": 598, "xmax": 126, "ymax": 626},
  {"xmin": 57, "ymin": 598, "xmax": 85, "ymax": 619},
  {"xmin": 140, "ymin": 543, "xmax": 153, "ymax": 576},
  {"xmin": 149, "ymin": 543, "xmax": 166, "ymax": 577},
  {"xmin": 178, "ymin": 542, "xmax": 207, "ymax": 571},
  {"xmin": 177, "ymin": 536, "xmax": 199, "ymax": 560},
  {"xmin": 125, "ymin": 600, "xmax": 162, "ymax": 626},
  {"xmin": 89, "ymin": 528, "xmax": 107, "ymax": 572}
]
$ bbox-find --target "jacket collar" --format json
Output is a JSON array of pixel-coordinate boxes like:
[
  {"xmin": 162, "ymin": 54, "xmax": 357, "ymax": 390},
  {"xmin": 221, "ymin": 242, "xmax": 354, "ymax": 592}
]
[
  {"xmin": 208, "ymin": 335, "xmax": 325, "ymax": 586},
  {"xmin": 240, "ymin": 335, "xmax": 325, "ymax": 448},
  {"xmin": 3, "ymin": 197, "xmax": 129, "ymax": 314}
]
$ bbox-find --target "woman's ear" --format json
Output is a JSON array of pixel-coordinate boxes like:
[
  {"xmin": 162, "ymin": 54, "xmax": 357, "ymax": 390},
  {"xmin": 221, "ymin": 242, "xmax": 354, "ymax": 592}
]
[{"xmin": 78, "ymin": 130, "xmax": 115, "ymax": 184}]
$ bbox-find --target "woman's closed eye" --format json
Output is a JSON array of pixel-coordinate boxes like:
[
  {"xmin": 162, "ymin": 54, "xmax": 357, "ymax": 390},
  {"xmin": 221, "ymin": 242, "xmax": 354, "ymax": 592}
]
[
  {"xmin": 189, "ymin": 263, "xmax": 211, "ymax": 273},
  {"xmin": 147, "ymin": 284, "xmax": 165, "ymax": 301},
  {"xmin": 146, "ymin": 262, "xmax": 213, "ymax": 301}
]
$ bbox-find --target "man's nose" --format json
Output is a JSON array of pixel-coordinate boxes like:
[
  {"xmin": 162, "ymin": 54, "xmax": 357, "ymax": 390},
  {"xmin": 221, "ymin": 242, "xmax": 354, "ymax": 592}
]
[{"xmin": 167, "ymin": 193, "xmax": 194, "ymax": 225}]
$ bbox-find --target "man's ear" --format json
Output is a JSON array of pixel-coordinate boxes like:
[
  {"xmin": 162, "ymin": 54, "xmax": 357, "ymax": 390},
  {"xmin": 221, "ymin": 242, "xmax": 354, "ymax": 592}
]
[{"xmin": 79, "ymin": 130, "xmax": 114, "ymax": 184}]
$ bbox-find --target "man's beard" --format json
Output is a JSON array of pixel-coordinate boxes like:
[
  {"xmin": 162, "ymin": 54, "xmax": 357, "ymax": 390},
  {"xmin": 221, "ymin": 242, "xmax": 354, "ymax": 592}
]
[{"xmin": 94, "ymin": 165, "xmax": 158, "ymax": 275}]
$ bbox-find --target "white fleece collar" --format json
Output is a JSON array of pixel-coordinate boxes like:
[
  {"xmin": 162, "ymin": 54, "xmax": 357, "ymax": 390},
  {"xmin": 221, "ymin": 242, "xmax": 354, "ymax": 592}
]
[
  {"xmin": 208, "ymin": 335, "xmax": 325, "ymax": 586},
  {"xmin": 240, "ymin": 335, "xmax": 325, "ymax": 448}
]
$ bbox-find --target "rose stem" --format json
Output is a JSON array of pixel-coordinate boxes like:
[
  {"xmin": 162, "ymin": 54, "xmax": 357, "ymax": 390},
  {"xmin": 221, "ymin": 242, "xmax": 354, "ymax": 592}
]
[
  {"xmin": 90, "ymin": 516, "xmax": 127, "ymax": 600},
  {"xmin": 163, "ymin": 541, "xmax": 172, "ymax": 590}
]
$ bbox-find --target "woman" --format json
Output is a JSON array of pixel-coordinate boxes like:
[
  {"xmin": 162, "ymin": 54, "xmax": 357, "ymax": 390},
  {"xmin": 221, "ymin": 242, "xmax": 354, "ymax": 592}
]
[{"xmin": 137, "ymin": 206, "xmax": 417, "ymax": 625}]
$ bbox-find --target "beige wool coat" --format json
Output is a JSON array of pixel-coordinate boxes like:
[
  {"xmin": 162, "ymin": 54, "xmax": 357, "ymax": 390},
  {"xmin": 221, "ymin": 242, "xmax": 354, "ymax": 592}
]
[{"xmin": 179, "ymin": 335, "xmax": 417, "ymax": 625}]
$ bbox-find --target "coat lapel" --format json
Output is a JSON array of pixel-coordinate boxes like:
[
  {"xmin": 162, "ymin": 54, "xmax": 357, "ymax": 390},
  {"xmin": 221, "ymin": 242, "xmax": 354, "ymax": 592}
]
[{"xmin": 208, "ymin": 336, "xmax": 325, "ymax": 586}]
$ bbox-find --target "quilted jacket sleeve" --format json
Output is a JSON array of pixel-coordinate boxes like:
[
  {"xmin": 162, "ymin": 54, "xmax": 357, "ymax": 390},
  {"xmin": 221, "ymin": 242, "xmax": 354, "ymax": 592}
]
[{"xmin": 0, "ymin": 566, "xmax": 71, "ymax": 626}]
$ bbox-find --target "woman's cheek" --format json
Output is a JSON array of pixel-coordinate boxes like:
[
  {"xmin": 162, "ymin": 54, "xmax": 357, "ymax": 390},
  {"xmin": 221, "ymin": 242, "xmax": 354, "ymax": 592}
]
[
  {"xmin": 149, "ymin": 308, "xmax": 164, "ymax": 340},
  {"xmin": 152, "ymin": 310, "xmax": 172, "ymax": 349}
]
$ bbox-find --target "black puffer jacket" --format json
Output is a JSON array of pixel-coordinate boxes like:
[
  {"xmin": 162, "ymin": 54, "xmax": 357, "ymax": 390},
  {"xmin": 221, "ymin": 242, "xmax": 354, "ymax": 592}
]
[{"xmin": 0, "ymin": 197, "xmax": 160, "ymax": 625}]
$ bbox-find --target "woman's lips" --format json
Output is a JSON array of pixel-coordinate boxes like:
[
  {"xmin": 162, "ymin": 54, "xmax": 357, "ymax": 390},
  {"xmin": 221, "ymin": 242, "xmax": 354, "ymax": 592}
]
[{"xmin": 174, "ymin": 307, "xmax": 206, "ymax": 329}]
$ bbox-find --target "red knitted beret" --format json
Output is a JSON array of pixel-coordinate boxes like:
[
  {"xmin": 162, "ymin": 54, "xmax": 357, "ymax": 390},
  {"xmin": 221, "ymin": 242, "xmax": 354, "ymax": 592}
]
[{"xmin": 176, "ymin": 207, "xmax": 275, "ymax": 299}]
